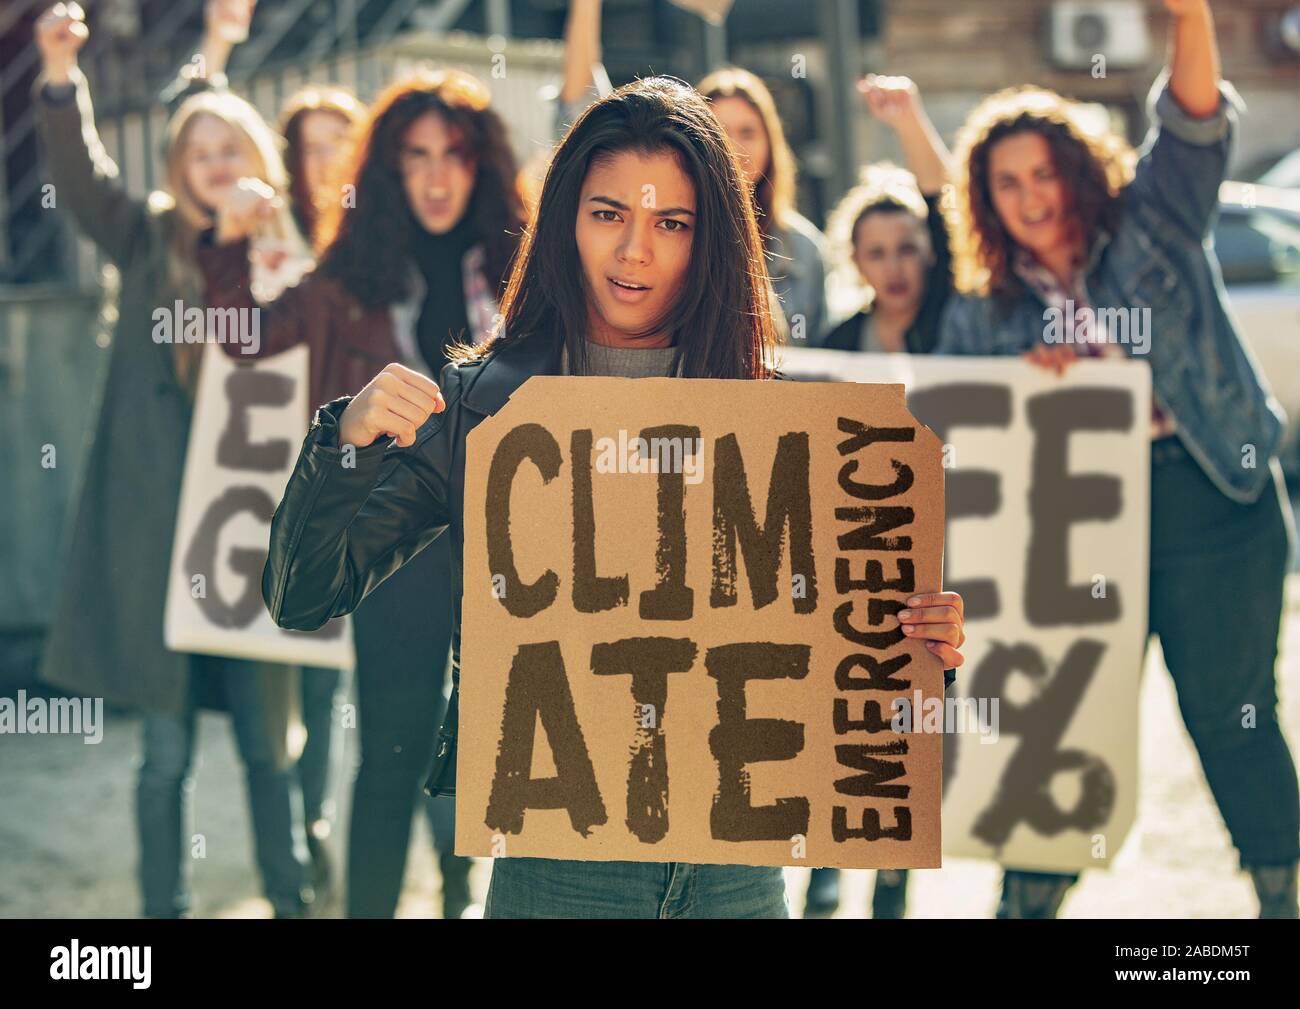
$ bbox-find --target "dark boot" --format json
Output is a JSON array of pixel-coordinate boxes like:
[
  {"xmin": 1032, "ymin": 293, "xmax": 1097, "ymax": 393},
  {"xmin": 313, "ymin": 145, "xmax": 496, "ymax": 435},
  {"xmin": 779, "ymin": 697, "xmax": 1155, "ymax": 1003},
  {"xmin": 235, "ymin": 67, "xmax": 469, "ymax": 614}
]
[
  {"xmin": 1248, "ymin": 861, "xmax": 1298, "ymax": 919},
  {"xmin": 803, "ymin": 867, "xmax": 840, "ymax": 918},
  {"xmin": 996, "ymin": 870, "xmax": 1077, "ymax": 919},
  {"xmin": 871, "ymin": 869, "xmax": 909, "ymax": 919},
  {"xmin": 306, "ymin": 822, "xmax": 334, "ymax": 912},
  {"xmin": 439, "ymin": 852, "xmax": 472, "ymax": 920},
  {"xmin": 272, "ymin": 885, "xmax": 316, "ymax": 919}
]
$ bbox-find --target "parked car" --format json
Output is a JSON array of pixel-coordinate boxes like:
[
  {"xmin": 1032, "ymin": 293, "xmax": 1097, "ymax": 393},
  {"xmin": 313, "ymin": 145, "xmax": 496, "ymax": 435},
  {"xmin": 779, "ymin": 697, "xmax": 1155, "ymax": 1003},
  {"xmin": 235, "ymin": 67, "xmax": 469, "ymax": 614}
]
[{"xmin": 1257, "ymin": 148, "xmax": 1300, "ymax": 190}]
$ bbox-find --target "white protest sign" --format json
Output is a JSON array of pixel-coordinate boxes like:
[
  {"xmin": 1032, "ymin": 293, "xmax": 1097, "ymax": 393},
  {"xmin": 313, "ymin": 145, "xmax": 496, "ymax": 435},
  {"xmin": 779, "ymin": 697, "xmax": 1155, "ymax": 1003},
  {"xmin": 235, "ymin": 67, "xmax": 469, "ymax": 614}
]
[
  {"xmin": 164, "ymin": 343, "xmax": 354, "ymax": 669},
  {"xmin": 780, "ymin": 348, "xmax": 1150, "ymax": 873}
]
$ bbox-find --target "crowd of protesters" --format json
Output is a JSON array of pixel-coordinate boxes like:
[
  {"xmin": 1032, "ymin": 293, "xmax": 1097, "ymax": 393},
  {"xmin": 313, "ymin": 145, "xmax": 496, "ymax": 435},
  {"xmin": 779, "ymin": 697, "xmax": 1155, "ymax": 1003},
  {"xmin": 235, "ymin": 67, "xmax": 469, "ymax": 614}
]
[{"xmin": 30, "ymin": 0, "xmax": 1297, "ymax": 919}]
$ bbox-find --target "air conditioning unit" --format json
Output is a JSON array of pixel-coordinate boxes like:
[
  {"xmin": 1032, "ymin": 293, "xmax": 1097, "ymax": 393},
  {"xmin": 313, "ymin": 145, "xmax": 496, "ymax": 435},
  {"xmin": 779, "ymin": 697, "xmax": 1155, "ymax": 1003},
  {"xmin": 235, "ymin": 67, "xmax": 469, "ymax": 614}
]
[{"xmin": 1049, "ymin": 1, "xmax": 1152, "ymax": 71}]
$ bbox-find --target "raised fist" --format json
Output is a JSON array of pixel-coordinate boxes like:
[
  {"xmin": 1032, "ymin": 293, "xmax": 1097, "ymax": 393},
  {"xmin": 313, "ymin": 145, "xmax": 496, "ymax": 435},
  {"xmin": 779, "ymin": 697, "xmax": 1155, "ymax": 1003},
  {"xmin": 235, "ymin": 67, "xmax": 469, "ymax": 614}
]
[
  {"xmin": 35, "ymin": 3, "xmax": 88, "ymax": 84},
  {"xmin": 338, "ymin": 363, "xmax": 447, "ymax": 449},
  {"xmin": 215, "ymin": 177, "xmax": 279, "ymax": 244},
  {"xmin": 858, "ymin": 74, "xmax": 923, "ymax": 130}
]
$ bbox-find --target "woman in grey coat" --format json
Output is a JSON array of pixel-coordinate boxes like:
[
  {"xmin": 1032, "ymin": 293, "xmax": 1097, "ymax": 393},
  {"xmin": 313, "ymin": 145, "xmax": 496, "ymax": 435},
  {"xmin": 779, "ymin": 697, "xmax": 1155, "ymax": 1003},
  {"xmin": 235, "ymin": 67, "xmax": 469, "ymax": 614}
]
[{"xmin": 33, "ymin": 4, "xmax": 310, "ymax": 918}]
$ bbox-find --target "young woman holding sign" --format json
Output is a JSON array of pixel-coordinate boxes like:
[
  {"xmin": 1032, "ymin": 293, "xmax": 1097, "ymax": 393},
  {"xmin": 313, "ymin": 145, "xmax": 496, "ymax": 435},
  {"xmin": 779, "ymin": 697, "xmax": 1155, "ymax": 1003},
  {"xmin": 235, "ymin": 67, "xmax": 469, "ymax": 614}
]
[
  {"xmin": 938, "ymin": 0, "xmax": 1297, "ymax": 917},
  {"xmin": 257, "ymin": 76, "xmax": 967, "ymax": 918},
  {"xmin": 33, "ymin": 3, "xmax": 315, "ymax": 918},
  {"xmin": 179, "ymin": 0, "xmax": 370, "ymax": 911},
  {"xmin": 204, "ymin": 3, "xmax": 613, "ymax": 917}
]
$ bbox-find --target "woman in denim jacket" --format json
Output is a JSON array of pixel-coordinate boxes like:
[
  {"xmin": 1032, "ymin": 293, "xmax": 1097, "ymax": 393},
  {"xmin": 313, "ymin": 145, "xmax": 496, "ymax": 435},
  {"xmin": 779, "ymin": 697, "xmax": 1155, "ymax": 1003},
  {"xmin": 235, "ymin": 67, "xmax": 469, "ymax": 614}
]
[{"xmin": 938, "ymin": 0, "xmax": 1297, "ymax": 918}]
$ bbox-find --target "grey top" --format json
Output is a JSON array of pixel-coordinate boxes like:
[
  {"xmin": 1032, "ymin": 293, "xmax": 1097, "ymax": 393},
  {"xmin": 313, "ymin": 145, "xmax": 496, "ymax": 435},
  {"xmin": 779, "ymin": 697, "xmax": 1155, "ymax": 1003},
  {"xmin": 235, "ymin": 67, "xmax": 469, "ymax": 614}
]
[
  {"xmin": 562, "ymin": 339, "xmax": 679, "ymax": 378},
  {"xmin": 767, "ymin": 210, "xmax": 831, "ymax": 344}
]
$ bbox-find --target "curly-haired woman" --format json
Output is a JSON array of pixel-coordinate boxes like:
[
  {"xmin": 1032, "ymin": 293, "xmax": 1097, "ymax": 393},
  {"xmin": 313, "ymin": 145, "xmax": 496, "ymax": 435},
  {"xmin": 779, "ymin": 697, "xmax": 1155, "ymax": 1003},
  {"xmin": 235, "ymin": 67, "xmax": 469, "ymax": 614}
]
[
  {"xmin": 938, "ymin": 0, "xmax": 1297, "ymax": 918},
  {"xmin": 202, "ymin": 67, "xmax": 527, "ymax": 918}
]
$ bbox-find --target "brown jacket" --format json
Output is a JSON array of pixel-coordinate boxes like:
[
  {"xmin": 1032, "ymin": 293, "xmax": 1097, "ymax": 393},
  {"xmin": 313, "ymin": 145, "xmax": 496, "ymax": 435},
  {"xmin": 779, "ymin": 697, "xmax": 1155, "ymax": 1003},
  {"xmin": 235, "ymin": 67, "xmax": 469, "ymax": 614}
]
[{"xmin": 199, "ymin": 237, "xmax": 401, "ymax": 408}]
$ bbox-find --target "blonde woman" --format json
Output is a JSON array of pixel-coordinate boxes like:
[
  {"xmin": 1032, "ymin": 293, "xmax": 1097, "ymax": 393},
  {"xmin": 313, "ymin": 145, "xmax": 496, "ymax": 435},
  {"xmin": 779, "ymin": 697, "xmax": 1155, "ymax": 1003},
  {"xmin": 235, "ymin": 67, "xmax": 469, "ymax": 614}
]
[
  {"xmin": 700, "ymin": 67, "xmax": 831, "ymax": 344},
  {"xmin": 35, "ymin": 4, "xmax": 313, "ymax": 918}
]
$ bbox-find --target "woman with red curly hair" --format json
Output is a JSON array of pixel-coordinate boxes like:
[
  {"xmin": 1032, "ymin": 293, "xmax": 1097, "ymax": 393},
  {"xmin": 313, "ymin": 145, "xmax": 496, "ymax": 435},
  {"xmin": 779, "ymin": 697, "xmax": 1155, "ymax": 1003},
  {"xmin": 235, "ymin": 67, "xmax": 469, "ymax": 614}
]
[
  {"xmin": 939, "ymin": 0, "xmax": 1297, "ymax": 918},
  {"xmin": 202, "ymin": 67, "xmax": 528, "ymax": 919}
]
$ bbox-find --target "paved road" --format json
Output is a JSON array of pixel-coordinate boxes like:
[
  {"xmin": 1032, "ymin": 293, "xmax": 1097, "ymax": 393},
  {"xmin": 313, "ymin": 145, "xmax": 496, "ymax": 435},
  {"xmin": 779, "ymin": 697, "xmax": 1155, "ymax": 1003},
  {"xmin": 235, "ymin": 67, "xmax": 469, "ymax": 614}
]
[{"xmin": 2, "ymin": 581, "xmax": 1297, "ymax": 919}]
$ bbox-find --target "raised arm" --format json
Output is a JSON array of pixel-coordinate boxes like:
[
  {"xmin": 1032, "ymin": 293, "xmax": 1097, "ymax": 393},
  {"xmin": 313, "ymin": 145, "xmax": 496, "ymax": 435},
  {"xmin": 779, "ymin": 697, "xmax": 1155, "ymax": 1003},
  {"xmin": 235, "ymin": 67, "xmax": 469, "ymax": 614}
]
[
  {"xmin": 1165, "ymin": 0, "xmax": 1221, "ymax": 119},
  {"xmin": 554, "ymin": 0, "xmax": 612, "ymax": 139},
  {"xmin": 858, "ymin": 74, "xmax": 951, "ymax": 195},
  {"xmin": 34, "ymin": 5, "xmax": 150, "ymax": 266},
  {"xmin": 199, "ymin": 178, "xmax": 313, "ymax": 360},
  {"xmin": 561, "ymin": 0, "xmax": 610, "ymax": 105},
  {"xmin": 1130, "ymin": 1, "xmax": 1239, "ymax": 242},
  {"xmin": 160, "ymin": 0, "xmax": 257, "ymax": 108}
]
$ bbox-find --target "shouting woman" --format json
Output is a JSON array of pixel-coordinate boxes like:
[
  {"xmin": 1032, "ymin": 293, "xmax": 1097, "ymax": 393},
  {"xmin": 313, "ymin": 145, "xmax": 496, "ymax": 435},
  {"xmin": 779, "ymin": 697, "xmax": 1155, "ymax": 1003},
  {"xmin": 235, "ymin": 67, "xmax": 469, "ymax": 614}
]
[{"xmin": 203, "ymin": 68, "xmax": 527, "ymax": 918}]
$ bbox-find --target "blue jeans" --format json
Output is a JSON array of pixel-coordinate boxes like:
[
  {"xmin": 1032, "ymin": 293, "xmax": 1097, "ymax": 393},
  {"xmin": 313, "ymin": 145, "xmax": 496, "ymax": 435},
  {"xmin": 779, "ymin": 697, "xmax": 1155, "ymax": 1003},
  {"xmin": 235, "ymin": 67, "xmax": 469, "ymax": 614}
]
[
  {"xmin": 485, "ymin": 858, "xmax": 789, "ymax": 919},
  {"xmin": 137, "ymin": 653, "xmax": 309, "ymax": 917},
  {"xmin": 1144, "ymin": 442, "xmax": 1297, "ymax": 866},
  {"xmin": 298, "ymin": 665, "xmax": 343, "ymax": 826}
]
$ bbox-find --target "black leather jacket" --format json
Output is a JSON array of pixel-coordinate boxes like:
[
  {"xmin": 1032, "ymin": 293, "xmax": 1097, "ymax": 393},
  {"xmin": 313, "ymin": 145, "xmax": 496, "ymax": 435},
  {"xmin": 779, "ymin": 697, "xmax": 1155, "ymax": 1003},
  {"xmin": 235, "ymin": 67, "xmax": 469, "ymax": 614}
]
[{"xmin": 264, "ymin": 334, "xmax": 566, "ymax": 797}]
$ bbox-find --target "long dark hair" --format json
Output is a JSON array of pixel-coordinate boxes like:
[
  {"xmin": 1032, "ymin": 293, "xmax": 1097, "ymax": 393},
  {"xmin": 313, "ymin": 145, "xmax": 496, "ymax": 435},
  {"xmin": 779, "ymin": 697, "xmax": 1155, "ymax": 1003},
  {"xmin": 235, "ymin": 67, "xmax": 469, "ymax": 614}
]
[
  {"xmin": 316, "ymin": 68, "xmax": 526, "ymax": 308},
  {"xmin": 453, "ymin": 76, "xmax": 778, "ymax": 380}
]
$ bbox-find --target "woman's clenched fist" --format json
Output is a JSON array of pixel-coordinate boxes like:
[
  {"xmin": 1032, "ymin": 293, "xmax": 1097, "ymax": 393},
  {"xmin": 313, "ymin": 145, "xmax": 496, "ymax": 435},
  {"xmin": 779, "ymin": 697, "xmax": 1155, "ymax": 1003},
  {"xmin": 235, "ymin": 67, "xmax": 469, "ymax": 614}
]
[
  {"xmin": 36, "ymin": 4, "xmax": 89, "ymax": 84},
  {"xmin": 338, "ymin": 364, "xmax": 445, "ymax": 449}
]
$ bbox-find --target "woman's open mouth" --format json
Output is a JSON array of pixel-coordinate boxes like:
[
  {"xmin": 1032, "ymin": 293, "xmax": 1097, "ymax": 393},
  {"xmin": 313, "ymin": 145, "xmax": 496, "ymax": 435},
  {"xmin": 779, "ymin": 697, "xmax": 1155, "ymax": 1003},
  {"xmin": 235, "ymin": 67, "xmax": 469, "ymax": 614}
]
[{"xmin": 608, "ymin": 277, "xmax": 652, "ymax": 303}]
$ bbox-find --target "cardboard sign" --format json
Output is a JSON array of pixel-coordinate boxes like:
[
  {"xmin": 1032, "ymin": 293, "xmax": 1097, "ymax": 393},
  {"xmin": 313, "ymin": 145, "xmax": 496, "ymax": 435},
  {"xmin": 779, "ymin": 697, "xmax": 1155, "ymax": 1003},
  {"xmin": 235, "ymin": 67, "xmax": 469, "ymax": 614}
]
[
  {"xmin": 164, "ymin": 343, "xmax": 354, "ymax": 669},
  {"xmin": 456, "ymin": 376, "xmax": 946, "ymax": 868},
  {"xmin": 781, "ymin": 349, "xmax": 1150, "ymax": 873}
]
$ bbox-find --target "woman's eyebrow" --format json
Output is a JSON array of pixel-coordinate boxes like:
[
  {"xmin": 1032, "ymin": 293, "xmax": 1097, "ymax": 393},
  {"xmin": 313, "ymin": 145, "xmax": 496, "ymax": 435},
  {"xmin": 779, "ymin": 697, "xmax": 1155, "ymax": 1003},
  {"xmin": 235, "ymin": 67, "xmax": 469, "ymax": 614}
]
[{"xmin": 587, "ymin": 194, "xmax": 696, "ymax": 216}]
